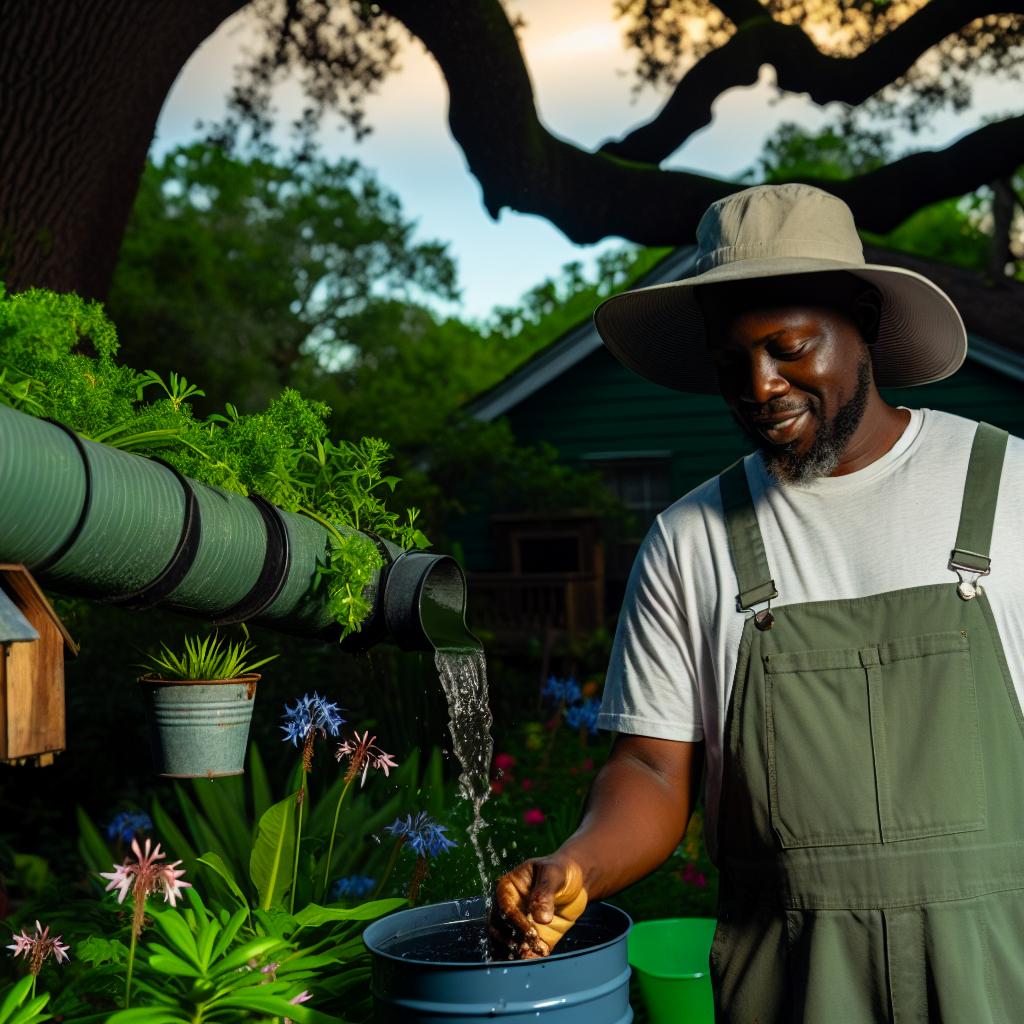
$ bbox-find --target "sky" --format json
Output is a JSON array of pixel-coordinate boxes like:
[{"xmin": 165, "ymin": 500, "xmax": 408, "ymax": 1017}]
[{"xmin": 153, "ymin": 1, "xmax": 1021, "ymax": 321}]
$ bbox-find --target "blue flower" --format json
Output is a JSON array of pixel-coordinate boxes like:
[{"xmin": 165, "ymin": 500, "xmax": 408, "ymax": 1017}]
[
  {"xmin": 280, "ymin": 692, "xmax": 345, "ymax": 746},
  {"xmin": 542, "ymin": 675, "xmax": 581, "ymax": 705},
  {"xmin": 105, "ymin": 810, "xmax": 153, "ymax": 844},
  {"xmin": 565, "ymin": 698, "xmax": 602, "ymax": 737},
  {"xmin": 330, "ymin": 875, "xmax": 377, "ymax": 900},
  {"xmin": 385, "ymin": 812, "xmax": 458, "ymax": 858}
]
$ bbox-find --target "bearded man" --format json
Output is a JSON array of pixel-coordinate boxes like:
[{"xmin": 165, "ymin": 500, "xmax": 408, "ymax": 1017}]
[{"xmin": 492, "ymin": 183, "xmax": 1024, "ymax": 1022}]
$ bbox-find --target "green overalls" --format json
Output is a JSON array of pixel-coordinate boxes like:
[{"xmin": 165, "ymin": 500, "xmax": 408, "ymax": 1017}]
[{"xmin": 711, "ymin": 422, "xmax": 1024, "ymax": 1023}]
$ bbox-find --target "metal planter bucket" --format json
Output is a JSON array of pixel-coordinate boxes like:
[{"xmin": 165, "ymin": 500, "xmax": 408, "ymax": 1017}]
[
  {"xmin": 140, "ymin": 674, "xmax": 259, "ymax": 778},
  {"xmin": 363, "ymin": 895, "xmax": 633, "ymax": 1023}
]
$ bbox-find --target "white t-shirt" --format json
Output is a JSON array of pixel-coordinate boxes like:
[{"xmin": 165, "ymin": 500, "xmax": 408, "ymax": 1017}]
[{"xmin": 598, "ymin": 408, "xmax": 1024, "ymax": 859}]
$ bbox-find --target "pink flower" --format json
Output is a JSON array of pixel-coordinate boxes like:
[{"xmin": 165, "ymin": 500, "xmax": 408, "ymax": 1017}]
[
  {"xmin": 681, "ymin": 863, "xmax": 708, "ymax": 888},
  {"xmin": 99, "ymin": 837, "xmax": 191, "ymax": 936},
  {"xmin": 336, "ymin": 731, "xmax": 399, "ymax": 787},
  {"xmin": 490, "ymin": 780, "xmax": 504, "ymax": 796},
  {"xmin": 520, "ymin": 778, "xmax": 534, "ymax": 791},
  {"xmin": 284, "ymin": 990, "xmax": 313, "ymax": 1024},
  {"xmin": 522, "ymin": 808, "xmax": 546, "ymax": 826},
  {"xmin": 7, "ymin": 920, "xmax": 70, "ymax": 974},
  {"xmin": 493, "ymin": 752, "xmax": 516, "ymax": 773}
]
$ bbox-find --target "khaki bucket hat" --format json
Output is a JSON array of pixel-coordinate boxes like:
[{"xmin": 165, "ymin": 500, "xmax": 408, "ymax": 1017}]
[{"xmin": 594, "ymin": 183, "xmax": 968, "ymax": 394}]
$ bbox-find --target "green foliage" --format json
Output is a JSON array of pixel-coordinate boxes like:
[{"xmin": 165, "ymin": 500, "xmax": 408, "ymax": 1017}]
[
  {"xmin": 100, "ymin": 888, "xmax": 347, "ymax": 1023},
  {"xmin": 861, "ymin": 199, "xmax": 994, "ymax": 273},
  {"xmin": 0, "ymin": 978, "xmax": 50, "ymax": 1024},
  {"xmin": 103, "ymin": 142, "xmax": 655, "ymax": 552},
  {"xmin": 46, "ymin": 726, "xmax": 431, "ymax": 1021},
  {"xmin": 747, "ymin": 121, "xmax": 889, "ymax": 183},
  {"xmin": 0, "ymin": 284, "xmax": 429, "ymax": 638},
  {"xmin": 483, "ymin": 247, "xmax": 672, "ymax": 359},
  {"xmin": 140, "ymin": 634, "xmax": 278, "ymax": 682},
  {"xmin": 249, "ymin": 796, "xmax": 297, "ymax": 912},
  {"xmin": 108, "ymin": 143, "xmax": 459, "ymax": 416}
]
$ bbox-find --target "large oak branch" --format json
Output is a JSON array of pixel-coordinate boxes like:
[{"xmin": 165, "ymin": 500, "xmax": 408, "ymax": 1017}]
[
  {"xmin": 602, "ymin": 0, "xmax": 1024, "ymax": 166},
  {"xmin": 379, "ymin": 0, "xmax": 1023, "ymax": 246}
]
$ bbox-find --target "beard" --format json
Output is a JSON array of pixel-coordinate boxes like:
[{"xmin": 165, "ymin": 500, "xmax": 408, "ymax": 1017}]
[{"xmin": 733, "ymin": 353, "xmax": 872, "ymax": 485}]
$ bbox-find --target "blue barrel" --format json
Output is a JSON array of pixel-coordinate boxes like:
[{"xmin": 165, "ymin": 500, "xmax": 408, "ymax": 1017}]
[{"xmin": 363, "ymin": 896, "xmax": 633, "ymax": 1023}]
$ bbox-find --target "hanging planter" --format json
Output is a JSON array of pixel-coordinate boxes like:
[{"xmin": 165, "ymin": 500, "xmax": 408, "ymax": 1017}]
[
  {"xmin": 140, "ymin": 673, "xmax": 259, "ymax": 778},
  {"xmin": 138, "ymin": 634, "xmax": 276, "ymax": 778}
]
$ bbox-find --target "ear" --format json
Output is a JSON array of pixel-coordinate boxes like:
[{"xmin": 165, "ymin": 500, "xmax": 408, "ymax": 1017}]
[{"xmin": 853, "ymin": 286, "xmax": 882, "ymax": 346}]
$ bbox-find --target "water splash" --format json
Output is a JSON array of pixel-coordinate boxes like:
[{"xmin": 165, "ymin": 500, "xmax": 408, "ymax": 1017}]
[{"xmin": 434, "ymin": 650, "xmax": 501, "ymax": 899}]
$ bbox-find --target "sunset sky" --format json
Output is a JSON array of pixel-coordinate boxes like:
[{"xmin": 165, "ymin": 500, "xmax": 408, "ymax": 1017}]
[{"xmin": 154, "ymin": 2, "xmax": 1020, "ymax": 320}]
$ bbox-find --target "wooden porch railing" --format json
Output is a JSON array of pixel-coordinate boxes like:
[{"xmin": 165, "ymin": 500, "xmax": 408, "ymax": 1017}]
[{"xmin": 465, "ymin": 571, "xmax": 605, "ymax": 646}]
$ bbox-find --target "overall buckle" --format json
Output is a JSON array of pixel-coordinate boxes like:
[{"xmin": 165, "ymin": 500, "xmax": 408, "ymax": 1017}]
[{"xmin": 948, "ymin": 558, "xmax": 990, "ymax": 601}]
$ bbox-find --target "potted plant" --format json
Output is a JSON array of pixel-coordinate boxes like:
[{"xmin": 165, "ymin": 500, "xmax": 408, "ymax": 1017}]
[{"xmin": 139, "ymin": 633, "xmax": 277, "ymax": 778}]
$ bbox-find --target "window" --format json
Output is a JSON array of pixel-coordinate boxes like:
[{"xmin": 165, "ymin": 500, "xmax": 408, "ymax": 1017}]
[{"xmin": 584, "ymin": 453, "xmax": 673, "ymax": 536}]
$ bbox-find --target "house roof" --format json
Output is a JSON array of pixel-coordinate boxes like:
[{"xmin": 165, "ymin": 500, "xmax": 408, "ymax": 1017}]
[
  {"xmin": 0, "ymin": 589, "xmax": 38, "ymax": 643},
  {"xmin": 467, "ymin": 245, "xmax": 1024, "ymax": 422},
  {"xmin": 0, "ymin": 564, "xmax": 78, "ymax": 655}
]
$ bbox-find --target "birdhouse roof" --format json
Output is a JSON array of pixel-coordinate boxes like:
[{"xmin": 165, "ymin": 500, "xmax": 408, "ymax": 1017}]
[
  {"xmin": 0, "ymin": 564, "xmax": 78, "ymax": 655},
  {"xmin": 0, "ymin": 588, "xmax": 38, "ymax": 643}
]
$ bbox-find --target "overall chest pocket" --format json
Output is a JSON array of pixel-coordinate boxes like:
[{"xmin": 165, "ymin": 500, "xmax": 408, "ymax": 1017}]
[{"xmin": 764, "ymin": 630, "xmax": 985, "ymax": 849}]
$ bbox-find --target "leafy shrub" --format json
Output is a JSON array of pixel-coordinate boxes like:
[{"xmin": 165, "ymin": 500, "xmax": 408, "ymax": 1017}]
[{"xmin": 0, "ymin": 284, "xmax": 429, "ymax": 638}]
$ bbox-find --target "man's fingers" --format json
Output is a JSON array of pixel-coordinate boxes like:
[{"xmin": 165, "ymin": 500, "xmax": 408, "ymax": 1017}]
[
  {"xmin": 493, "ymin": 874, "xmax": 539, "ymax": 944},
  {"xmin": 527, "ymin": 861, "xmax": 566, "ymax": 925}
]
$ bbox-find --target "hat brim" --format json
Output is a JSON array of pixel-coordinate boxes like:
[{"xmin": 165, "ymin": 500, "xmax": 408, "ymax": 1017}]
[{"xmin": 593, "ymin": 256, "xmax": 968, "ymax": 394}]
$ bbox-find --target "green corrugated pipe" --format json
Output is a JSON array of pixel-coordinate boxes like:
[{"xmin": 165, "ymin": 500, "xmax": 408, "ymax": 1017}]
[{"xmin": 0, "ymin": 403, "xmax": 480, "ymax": 652}]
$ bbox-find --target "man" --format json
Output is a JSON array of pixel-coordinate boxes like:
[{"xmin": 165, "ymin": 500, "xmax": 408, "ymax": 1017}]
[{"xmin": 492, "ymin": 183, "xmax": 1024, "ymax": 1021}]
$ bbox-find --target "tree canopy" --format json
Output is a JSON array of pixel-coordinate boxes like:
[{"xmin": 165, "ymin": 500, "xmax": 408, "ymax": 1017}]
[
  {"xmin": 106, "ymin": 140, "xmax": 644, "ymax": 541},
  {"xmin": 1, "ymin": 1, "xmax": 1022, "ymax": 297},
  {"xmin": 108, "ymin": 142, "xmax": 459, "ymax": 412}
]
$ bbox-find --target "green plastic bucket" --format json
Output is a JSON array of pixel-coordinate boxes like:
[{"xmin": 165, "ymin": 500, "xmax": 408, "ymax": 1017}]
[{"xmin": 627, "ymin": 918, "xmax": 716, "ymax": 1024}]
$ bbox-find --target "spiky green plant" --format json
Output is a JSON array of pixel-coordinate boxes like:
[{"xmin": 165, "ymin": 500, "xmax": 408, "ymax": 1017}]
[{"xmin": 140, "ymin": 634, "xmax": 278, "ymax": 681}]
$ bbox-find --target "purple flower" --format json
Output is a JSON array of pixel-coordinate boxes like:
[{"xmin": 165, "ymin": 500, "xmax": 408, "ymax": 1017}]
[
  {"xmin": 385, "ymin": 812, "xmax": 457, "ymax": 858},
  {"xmin": 565, "ymin": 697, "xmax": 602, "ymax": 736},
  {"xmin": 106, "ymin": 810, "xmax": 153, "ymax": 844},
  {"xmin": 280, "ymin": 692, "xmax": 345, "ymax": 747},
  {"xmin": 330, "ymin": 875, "xmax": 377, "ymax": 899},
  {"xmin": 542, "ymin": 675, "xmax": 581, "ymax": 705}
]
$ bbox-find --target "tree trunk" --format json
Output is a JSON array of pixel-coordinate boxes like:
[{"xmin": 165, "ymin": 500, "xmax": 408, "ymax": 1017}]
[
  {"xmin": 0, "ymin": 0, "xmax": 248, "ymax": 300},
  {"xmin": 989, "ymin": 178, "xmax": 1017, "ymax": 284}
]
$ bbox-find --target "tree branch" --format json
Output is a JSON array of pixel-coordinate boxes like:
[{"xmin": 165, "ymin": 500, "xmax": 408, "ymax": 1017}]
[
  {"xmin": 601, "ymin": 0, "xmax": 1024, "ymax": 166},
  {"xmin": 709, "ymin": 0, "xmax": 765, "ymax": 23},
  {"xmin": 377, "ymin": 0, "xmax": 1023, "ymax": 246},
  {"xmin": 831, "ymin": 116, "xmax": 1024, "ymax": 233}
]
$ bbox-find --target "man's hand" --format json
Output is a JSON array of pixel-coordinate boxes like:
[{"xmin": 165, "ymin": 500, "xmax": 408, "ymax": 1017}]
[{"xmin": 490, "ymin": 853, "xmax": 588, "ymax": 959}]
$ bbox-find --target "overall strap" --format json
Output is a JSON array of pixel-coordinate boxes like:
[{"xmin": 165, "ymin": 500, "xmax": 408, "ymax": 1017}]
[
  {"xmin": 950, "ymin": 421, "xmax": 1009, "ymax": 580},
  {"xmin": 719, "ymin": 457, "xmax": 778, "ymax": 612}
]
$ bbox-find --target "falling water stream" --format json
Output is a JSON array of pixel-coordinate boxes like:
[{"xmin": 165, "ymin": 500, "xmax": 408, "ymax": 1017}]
[{"xmin": 434, "ymin": 649, "xmax": 501, "ymax": 908}]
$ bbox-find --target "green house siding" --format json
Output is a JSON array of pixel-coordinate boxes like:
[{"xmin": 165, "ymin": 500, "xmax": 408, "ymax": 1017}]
[
  {"xmin": 505, "ymin": 345, "xmax": 748, "ymax": 500},
  {"xmin": 455, "ymin": 347, "xmax": 1023, "ymax": 572}
]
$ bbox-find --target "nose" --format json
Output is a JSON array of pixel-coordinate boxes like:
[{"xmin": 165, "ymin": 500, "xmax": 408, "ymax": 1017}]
[{"xmin": 737, "ymin": 350, "xmax": 790, "ymax": 407}]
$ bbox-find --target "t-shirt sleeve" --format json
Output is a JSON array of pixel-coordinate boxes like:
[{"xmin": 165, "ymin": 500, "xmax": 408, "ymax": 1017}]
[{"xmin": 598, "ymin": 515, "xmax": 704, "ymax": 742}]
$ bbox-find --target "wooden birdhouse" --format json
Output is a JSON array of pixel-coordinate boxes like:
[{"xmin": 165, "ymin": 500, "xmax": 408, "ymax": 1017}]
[{"xmin": 0, "ymin": 564, "xmax": 78, "ymax": 766}]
